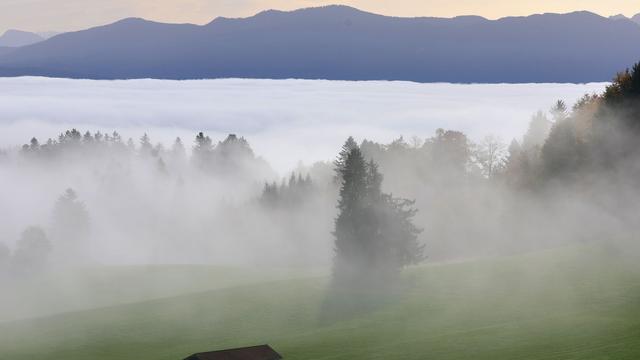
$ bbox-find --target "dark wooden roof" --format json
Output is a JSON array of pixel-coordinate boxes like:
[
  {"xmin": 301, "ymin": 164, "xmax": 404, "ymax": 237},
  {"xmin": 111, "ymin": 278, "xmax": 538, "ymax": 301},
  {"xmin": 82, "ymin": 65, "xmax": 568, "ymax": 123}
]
[{"xmin": 184, "ymin": 345, "xmax": 282, "ymax": 360}]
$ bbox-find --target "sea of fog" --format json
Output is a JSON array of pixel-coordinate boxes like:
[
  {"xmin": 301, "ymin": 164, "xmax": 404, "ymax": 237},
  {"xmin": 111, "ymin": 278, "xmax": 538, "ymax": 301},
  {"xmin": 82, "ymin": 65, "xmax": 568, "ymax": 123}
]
[{"xmin": 0, "ymin": 77, "xmax": 607, "ymax": 173}]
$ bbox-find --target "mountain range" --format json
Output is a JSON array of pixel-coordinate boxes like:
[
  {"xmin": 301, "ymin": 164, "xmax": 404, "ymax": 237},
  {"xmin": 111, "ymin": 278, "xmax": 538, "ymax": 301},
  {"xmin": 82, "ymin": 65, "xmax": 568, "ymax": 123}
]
[{"xmin": 1, "ymin": 6, "xmax": 640, "ymax": 82}]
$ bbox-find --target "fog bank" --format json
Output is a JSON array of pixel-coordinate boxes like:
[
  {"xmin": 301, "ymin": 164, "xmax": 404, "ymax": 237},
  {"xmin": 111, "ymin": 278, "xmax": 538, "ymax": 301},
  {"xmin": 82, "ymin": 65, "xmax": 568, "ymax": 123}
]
[{"xmin": 0, "ymin": 77, "xmax": 606, "ymax": 173}]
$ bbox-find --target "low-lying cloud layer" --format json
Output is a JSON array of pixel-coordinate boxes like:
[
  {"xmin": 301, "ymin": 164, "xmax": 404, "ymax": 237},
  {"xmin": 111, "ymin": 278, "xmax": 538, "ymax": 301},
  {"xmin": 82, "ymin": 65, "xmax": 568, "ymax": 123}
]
[{"xmin": 0, "ymin": 77, "xmax": 606, "ymax": 173}]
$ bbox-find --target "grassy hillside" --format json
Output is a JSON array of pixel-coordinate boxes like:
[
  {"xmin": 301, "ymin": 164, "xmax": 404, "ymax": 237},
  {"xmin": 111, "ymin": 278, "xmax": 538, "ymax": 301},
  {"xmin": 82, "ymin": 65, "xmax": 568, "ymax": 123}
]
[
  {"xmin": 0, "ymin": 265, "xmax": 313, "ymax": 322},
  {"xmin": 2, "ymin": 245, "xmax": 640, "ymax": 360}
]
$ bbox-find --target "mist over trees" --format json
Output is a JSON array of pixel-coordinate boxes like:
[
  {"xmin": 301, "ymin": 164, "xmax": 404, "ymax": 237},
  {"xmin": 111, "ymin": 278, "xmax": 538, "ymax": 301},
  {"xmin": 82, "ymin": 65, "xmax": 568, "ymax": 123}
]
[
  {"xmin": 260, "ymin": 173, "xmax": 313, "ymax": 208},
  {"xmin": 11, "ymin": 226, "xmax": 52, "ymax": 276},
  {"xmin": 0, "ymin": 242, "xmax": 10, "ymax": 274},
  {"xmin": 1, "ymin": 62, "xmax": 640, "ymax": 280},
  {"xmin": 51, "ymin": 188, "xmax": 89, "ymax": 263}
]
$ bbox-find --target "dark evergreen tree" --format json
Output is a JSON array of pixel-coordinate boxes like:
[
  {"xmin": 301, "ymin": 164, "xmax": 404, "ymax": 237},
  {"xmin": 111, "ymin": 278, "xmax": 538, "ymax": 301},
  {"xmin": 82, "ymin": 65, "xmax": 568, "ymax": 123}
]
[
  {"xmin": 59, "ymin": 129, "xmax": 82, "ymax": 146},
  {"xmin": 333, "ymin": 136, "xmax": 359, "ymax": 182},
  {"xmin": 332, "ymin": 144, "xmax": 424, "ymax": 288},
  {"xmin": 193, "ymin": 132, "xmax": 213, "ymax": 168},
  {"xmin": 333, "ymin": 147, "xmax": 369, "ymax": 284},
  {"xmin": 259, "ymin": 173, "xmax": 314, "ymax": 208}
]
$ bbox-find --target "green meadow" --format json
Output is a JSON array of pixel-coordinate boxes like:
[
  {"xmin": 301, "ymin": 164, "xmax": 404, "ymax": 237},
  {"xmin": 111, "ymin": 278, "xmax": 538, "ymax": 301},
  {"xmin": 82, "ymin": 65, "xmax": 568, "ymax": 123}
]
[{"xmin": 2, "ymin": 244, "xmax": 640, "ymax": 360}]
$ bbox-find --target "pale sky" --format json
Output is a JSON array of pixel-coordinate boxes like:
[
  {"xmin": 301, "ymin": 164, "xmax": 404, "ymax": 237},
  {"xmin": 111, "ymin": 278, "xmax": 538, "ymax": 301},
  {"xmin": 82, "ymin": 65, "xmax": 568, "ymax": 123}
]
[{"xmin": 1, "ymin": 0, "xmax": 639, "ymax": 34}]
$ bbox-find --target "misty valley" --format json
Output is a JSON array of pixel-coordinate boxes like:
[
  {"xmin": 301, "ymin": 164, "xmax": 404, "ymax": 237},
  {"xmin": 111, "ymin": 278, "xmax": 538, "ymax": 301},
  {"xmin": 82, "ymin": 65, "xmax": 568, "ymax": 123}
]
[{"xmin": 2, "ymin": 68, "xmax": 640, "ymax": 359}]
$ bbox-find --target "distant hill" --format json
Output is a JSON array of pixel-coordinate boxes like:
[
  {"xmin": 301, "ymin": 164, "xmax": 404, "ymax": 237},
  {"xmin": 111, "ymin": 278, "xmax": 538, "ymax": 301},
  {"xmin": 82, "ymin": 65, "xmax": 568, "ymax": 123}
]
[
  {"xmin": 633, "ymin": 13, "xmax": 640, "ymax": 25},
  {"xmin": 1, "ymin": 6, "xmax": 640, "ymax": 82},
  {"xmin": 0, "ymin": 30, "xmax": 44, "ymax": 47}
]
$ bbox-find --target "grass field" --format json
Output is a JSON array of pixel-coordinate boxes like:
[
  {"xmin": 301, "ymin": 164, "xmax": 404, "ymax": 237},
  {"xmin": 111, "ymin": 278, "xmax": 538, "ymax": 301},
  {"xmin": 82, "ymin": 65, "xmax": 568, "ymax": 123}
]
[
  {"xmin": 2, "ymin": 244, "xmax": 640, "ymax": 360},
  {"xmin": 0, "ymin": 264, "xmax": 312, "ymax": 322}
]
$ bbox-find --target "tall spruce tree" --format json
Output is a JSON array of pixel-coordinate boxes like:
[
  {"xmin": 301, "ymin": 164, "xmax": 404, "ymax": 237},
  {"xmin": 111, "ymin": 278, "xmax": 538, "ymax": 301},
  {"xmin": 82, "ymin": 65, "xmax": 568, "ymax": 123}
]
[
  {"xmin": 332, "ymin": 142, "xmax": 424, "ymax": 288},
  {"xmin": 333, "ymin": 136, "xmax": 359, "ymax": 183},
  {"xmin": 333, "ymin": 147, "xmax": 369, "ymax": 285}
]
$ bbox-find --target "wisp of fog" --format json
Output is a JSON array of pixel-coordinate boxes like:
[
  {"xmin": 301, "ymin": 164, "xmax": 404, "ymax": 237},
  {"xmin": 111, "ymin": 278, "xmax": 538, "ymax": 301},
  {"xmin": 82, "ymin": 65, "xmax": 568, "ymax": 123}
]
[{"xmin": 0, "ymin": 77, "xmax": 606, "ymax": 172}]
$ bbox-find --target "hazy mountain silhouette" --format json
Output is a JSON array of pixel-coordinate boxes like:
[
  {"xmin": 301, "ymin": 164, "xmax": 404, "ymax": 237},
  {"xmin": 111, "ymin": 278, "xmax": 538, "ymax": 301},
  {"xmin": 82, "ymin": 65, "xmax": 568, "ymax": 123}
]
[
  {"xmin": 1, "ymin": 6, "xmax": 640, "ymax": 82},
  {"xmin": 0, "ymin": 30, "xmax": 44, "ymax": 47},
  {"xmin": 609, "ymin": 14, "xmax": 628, "ymax": 21},
  {"xmin": 610, "ymin": 13, "xmax": 640, "ymax": 25}
]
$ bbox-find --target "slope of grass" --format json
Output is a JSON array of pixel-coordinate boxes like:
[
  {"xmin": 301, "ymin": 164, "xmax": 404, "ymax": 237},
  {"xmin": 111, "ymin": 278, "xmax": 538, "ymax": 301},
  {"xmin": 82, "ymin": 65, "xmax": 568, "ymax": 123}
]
[
  {"xmin": 0, "ymin": 264, "xmax": 312, "ymax": 322},
  {"xmin": 2, "ymin": 245, "xmax": 640, "ymax": 360}
]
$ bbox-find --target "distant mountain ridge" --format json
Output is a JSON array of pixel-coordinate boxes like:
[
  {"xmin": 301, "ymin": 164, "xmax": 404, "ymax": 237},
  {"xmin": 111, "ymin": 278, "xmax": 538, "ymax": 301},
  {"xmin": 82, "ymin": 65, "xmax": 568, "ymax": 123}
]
[
  {"xmin": 609, "ymin": 13, "xmax": 640, "ymax": 25},
  {"xmin": 1, "ymin": 6, "xmax": 640, "ymax": 82},
  {"xmin": 0, "ymin": 30, "xmax": 44, "ymax": 47}
]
